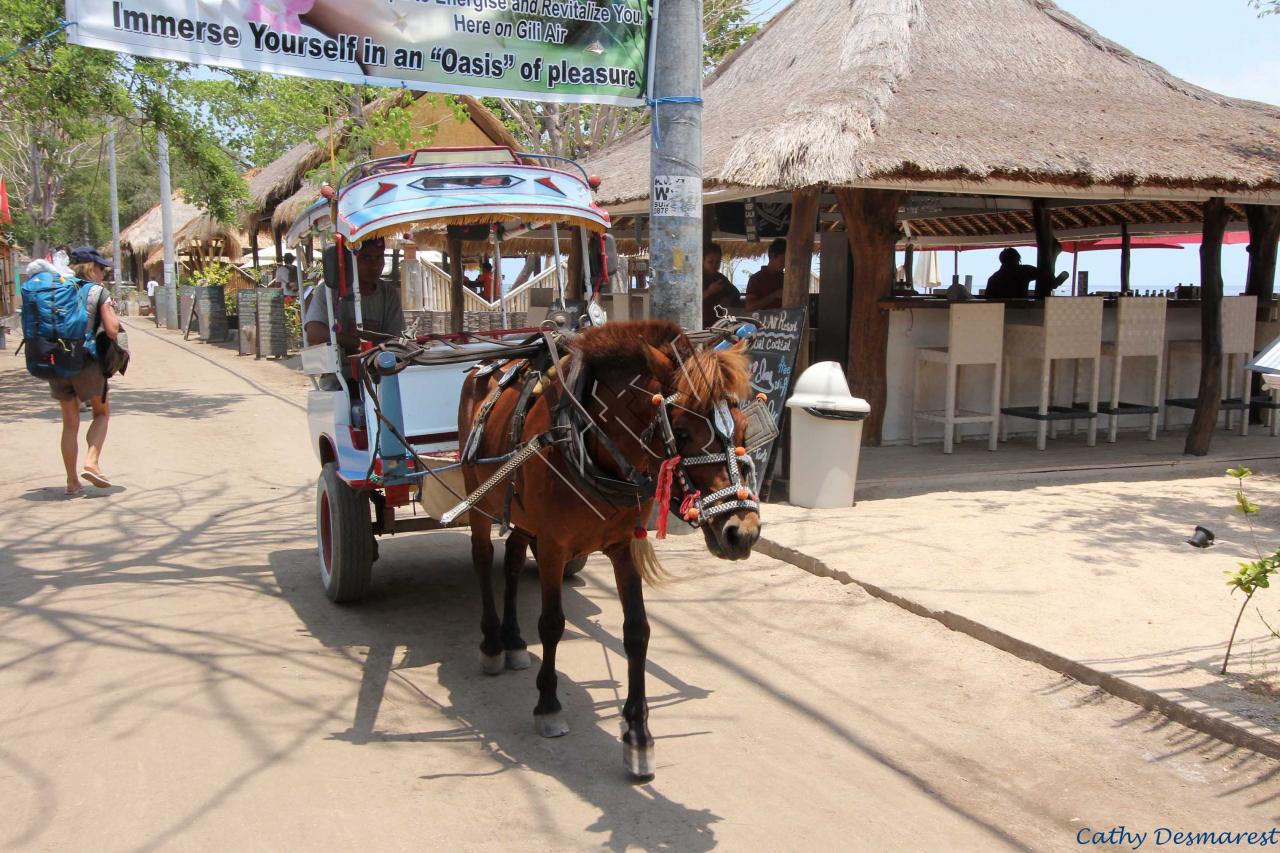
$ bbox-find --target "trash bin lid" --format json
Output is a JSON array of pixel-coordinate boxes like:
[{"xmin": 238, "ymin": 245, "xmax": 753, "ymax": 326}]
[{"xmin": 784, "ymin": 361, "xmax": 870, "ymax": 413}]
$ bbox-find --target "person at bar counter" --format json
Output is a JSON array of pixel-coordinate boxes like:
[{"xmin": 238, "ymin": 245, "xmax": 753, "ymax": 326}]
[
  {"xmin": 984, "ymin": 246, "xmax": 1070, "ymax": 299},
  {"xmin": 303, "ymin": 236, "xmax": 403, "ymax": 352},
  {"xmin": 745, "ymin": 238, "xmax": 786, "ymax": 311},
  {"xmin": 702, "ymin": 241, "xmax": 741, "ymax": 327}
]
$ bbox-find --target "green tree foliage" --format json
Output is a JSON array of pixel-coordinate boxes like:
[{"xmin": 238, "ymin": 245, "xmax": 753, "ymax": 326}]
[
  {"xmin": 0, "ymin": 0, "xmax": 246, "ymax": 255},
  {"xmin": 1250, "ymin": 0, "xmax": 1279, "ymax": 15}
]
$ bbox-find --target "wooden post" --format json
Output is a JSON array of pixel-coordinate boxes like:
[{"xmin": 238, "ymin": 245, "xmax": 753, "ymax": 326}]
[
  {"xmin": 448, "ymin": 235, "xmax": 464, "ymax": 334},
  {"xmin": 904, "ymin": 244, "xmax": 914, "ymax": 288},
  {"xmin": 1185, "ymin": 197, "xmax": 1230, "ymax": 457},
  {"xmin": 273, "ymin": 224, "xmax": 284, "ymax": 266},
  {"xmin": 1243, "ymin": 205, "xmax": 1279, "ymax": 423},
  {"xmin": 566, "ymin": 229, "xmax": 585, "ymax": 301},
  {"xmin": 1032, "ymin": 198, "xmax": 1056, "ymax": 298},
  {"xmin": 1119, "ymin": 222, "xmax": 1132, "ymax": 294},
  {"xmin": 1245, "ymin": 205, "xmax": 1280, "ymax": 303},
  {"xmin": 783, "ymin": 188, "xmax": 818, "ymax": 309},
  {"xmin": 834, "ymin": 187, "xmax": 905, "ymax": 446},
  {"xmin": 784, "ymin": 188, "xmax": 819, "ymax": 374},
  {"xmin": 249, "ymin": 223, "xmax": 260, "ymax": 269}
]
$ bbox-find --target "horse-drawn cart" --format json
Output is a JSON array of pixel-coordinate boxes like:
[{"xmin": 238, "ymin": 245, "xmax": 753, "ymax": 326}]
[{"xmin": 293, "ymin": 146, "xmax": 607, "ymax": 601}]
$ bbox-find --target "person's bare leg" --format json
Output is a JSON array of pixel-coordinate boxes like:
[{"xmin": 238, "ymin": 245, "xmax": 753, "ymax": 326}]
[
  {"xmin": 59, "ymin": 398, "xmax": 82, "ymax": 493},
  {"xmin": 84, "ymin": 395, "xmax": 110, "ymax": 481}
]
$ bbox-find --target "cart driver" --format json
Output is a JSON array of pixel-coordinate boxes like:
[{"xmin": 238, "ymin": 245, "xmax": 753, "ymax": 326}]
[{"xmin": 304, "ymin": 237, "xmax": 405, "ymax": 352}]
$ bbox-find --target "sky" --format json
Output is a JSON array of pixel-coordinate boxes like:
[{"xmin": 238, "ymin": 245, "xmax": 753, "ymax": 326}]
[{"xmin": 730, "ymin": 0, "xmax": 1280, "ymax": 293}]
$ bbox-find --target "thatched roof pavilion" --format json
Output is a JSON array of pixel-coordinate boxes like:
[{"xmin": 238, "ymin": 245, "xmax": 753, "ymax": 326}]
[
  {"xmin": 586, "ymin": 0, "xmax": 1280, "ymax": 210},
  {"xmin": 116, "ymin": 190, "xmax": 247, "ymax": 282},
  {"xmin": 582, "ymin": 0, "xmax": 1280, "ymax": 456}
]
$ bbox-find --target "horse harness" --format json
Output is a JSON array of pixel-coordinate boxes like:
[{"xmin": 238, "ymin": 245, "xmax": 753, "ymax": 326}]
[{"xmin": 457, "ymin": 331, "xmax": 760, "ymax": 537}]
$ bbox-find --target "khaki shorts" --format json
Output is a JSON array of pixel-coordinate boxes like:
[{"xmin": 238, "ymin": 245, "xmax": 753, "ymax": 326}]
[{"xmin": 48, "ymin": 368, "xmax": 107, "ymax": 404}]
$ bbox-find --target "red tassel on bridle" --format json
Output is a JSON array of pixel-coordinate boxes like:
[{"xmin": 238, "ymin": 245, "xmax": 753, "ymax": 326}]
[{"xmin": 654, "ymin": 455, "xmax": 681, "ymax": 539}]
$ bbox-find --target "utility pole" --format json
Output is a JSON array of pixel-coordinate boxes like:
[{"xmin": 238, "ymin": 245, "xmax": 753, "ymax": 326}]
[
  {"xmin": 107, "ymin": 129, "xmax": 122, "ymax": 289},
  {"xmin": 157, "ymin": 129, "xmax": 177, "ymax": 327},
  {"xmin": 647, "ymin": 0, "xmax": 703, "ymax": 331}
]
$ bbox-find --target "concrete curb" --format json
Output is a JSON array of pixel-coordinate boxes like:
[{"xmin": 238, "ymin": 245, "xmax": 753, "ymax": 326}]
[{"xmin": 756, "ymin": 536, "xmax": 1280, "ymax": 762}]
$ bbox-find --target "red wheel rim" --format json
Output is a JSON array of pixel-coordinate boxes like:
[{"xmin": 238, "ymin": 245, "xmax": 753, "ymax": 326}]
[{"xmin": 319, "ymin": 491, "xmax": 333, "ymax": 570}]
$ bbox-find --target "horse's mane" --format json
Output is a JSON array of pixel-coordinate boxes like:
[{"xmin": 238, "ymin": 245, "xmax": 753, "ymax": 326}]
[{"xmin": 573, "ymin": 321, "xmax": 750, "ymax": 414}]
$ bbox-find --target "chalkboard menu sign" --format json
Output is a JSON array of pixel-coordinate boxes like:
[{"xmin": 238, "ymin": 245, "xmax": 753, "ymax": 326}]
[{"xmin": 742, "ymin": 308, "xmax": 806, "ymax": 494}]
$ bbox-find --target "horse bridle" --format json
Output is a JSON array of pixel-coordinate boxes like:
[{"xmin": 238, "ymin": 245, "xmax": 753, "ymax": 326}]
[{"xmin": 646, "ymin": 392, "xmax": 761, "ymax": 533}]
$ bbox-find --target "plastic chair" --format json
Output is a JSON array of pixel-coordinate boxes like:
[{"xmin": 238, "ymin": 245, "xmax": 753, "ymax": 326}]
[
  {"xmin": 911, "ymin": 303, "xmax": 1005, "ymax": 454},
  {"xmin": 1000, "ymin": 297, "xmax": 1104, "ymax": 451},
  {"xmin": 1100, "ymin": 298, "xmax": 1167, "ymax": 442}
]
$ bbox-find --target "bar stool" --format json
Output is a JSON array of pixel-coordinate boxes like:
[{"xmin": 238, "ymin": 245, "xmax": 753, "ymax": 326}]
[
  {"xmin": 1100, "ymin": 297, "xmax": 1167, "ymax": 442},
  {"xmin": 1165, "ymin": 295, "xmax": 1256, "ymax": 433},
  {"xmin": 1248, "ymin": 319, "xmax": 1280, "ymax": 436},
  {"xmin": 1000, "ymin": 297, "xmax": 1104, "ymax": 451},
  {"xmin": 911, "ymin": 303, "xmax": 1005, "ymax": 454}
]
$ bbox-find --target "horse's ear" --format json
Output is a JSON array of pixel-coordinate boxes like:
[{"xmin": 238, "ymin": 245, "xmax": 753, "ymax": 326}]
[{"xmin": 643, "ymin": 343, "xmax": 673, "ymax": 376}]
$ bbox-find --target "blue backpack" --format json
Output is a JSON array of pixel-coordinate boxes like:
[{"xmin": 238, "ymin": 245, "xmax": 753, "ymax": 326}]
[{"xmin": 20, "ymin": 268, "xmax": 101, "ymax": 379}]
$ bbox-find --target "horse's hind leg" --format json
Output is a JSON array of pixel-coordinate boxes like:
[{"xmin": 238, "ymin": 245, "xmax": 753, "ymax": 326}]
[
  {"xmin": 469, "ymin": 516, "xmax": 504, "ymax": 675},
  {"xmin": 501, "ymin": 531, "xmax": 531, "ymax": 670},
  {"xmin": 532, "ymin": 541, "xmax": 570, "ymax": 738},
  {"xmin": 606, "ymin": 542, "xmax": 654, "ymax": 780}
]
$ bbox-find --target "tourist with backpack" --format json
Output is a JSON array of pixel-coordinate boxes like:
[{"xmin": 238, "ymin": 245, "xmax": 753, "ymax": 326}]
[{"xmin": 20, "ymin": 246, "xmax": 120, "ymax": 496}]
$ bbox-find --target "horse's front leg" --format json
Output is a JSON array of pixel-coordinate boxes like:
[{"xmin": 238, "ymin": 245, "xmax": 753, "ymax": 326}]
[
  {"xmin": 606, "ymin": 542, "xmax": 654, "ymax": 780},
  {"xmin": 533, "ymin": 541, "xmax": 570, "ymax": 738}
]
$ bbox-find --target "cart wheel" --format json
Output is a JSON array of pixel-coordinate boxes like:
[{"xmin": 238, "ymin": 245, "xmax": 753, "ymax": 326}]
[
  {"xmin": 528, "ymin": 541, "xmax": 589, "ymax": 579},
  {"xmin": 317, "ymin": 462, "xmax": 374, "ymax": 603}
]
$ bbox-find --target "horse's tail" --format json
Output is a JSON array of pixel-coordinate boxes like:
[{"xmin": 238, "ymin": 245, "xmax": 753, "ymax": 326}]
[{"xmin": 630, "ymin": 535, "xmax": 673, "ymax": 587}]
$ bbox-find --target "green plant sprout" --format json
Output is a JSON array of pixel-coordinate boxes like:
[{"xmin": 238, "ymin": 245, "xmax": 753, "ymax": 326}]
[{"xmin": 1221, "ymin": 466, "xmax": 1278, "ymax": 674}]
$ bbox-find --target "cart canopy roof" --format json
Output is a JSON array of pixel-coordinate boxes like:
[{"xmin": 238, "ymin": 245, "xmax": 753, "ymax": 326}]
[{"xmin": 286, "ymin": 147, "xmax": 610, "ymax": 248}]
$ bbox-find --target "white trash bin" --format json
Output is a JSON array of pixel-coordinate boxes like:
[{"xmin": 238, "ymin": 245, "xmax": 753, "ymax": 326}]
[{"xmin": 785, "ymin": 361, "xmax": 870, "ymax": 508}]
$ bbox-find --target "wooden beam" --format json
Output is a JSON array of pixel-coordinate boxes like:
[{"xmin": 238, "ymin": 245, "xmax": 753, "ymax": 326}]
[
  {"xmin": 834, "ymin": 187, "xmax": 906, "ymax": 446},
  {"xmin": 249, "ymin": 225, "xmax": 260, "ymax": 269},
  {"xmin": 448, "ymin": 235, "xmax": 464, "ymax": 334},
  {"xmin": 1120, "ymin": 222, "xmax": 1131, "ymax": 294},
  {"xmin": 1032, "ymin": 198, "xmax": 1057, "ymax": 298},
  {"xmin": 783, "ymin": 188, "xmax": 819, "ymax": 309},
  {"xmin": 1185, "ymin": 197, "xmax": 1231, "ymax": 457},
  {"xmin": 1245, "ymin": 204, "xmax": 1280, "ymax": 303}
]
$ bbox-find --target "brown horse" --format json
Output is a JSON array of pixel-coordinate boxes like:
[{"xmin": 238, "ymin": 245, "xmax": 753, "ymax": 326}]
[{"xmin": 457, "ymin": 320, "xmax": 763, "ymax": 778}]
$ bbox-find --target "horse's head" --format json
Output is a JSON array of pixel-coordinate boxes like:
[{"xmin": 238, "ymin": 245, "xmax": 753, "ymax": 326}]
[{"xmin": 575, "ymin": 321, "xmax": 762, "ymax": 561}]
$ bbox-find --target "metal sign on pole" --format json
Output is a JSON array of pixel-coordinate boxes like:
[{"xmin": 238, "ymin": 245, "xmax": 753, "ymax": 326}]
[{"xmin": 648, "ymin": 0, "xmax": 703, "ymax": 331}]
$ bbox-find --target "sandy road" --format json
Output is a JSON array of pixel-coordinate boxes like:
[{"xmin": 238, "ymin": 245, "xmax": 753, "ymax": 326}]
[{"xmin": 3, "ymin": 318, "xmax": 1280, "ymax": 852}]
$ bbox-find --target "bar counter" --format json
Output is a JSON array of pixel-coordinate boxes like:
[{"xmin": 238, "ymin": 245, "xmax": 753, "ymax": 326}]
[{"xmin": 879, "ymin": 296, "xmax": 1219, "ymax": 446}]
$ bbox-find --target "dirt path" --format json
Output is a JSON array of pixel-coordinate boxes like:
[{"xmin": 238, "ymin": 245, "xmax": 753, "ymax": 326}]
[{"xmin": 3, "ymin": 320, "xmax": 1279, "ymax": 852}]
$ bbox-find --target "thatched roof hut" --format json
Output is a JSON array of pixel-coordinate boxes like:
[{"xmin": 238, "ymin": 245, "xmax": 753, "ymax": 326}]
[
  {"xmin": 117, "ymin": 192, "xmax": 202, "ymax": 259},
  {"xmin": 584, "ymin": 0, "xmax": 1280, "ymax": 210}
]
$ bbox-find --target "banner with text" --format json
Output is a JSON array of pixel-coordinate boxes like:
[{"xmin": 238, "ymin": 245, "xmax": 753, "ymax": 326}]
[{"xmin": 66, "ymin": 0, "xmax": 655, "ymax": 105}]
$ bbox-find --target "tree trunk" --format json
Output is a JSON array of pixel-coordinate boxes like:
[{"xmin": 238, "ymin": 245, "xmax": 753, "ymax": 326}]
[
  {"xmin": 1185, "ymin": 197, "xmax": 1230, "ymax": 457},
  {"xmin": 448, "ymin": 236, "xmax": 465, "ymax": 334},
  {"xmin": 834, "ymin": 187, "xmax": 905, "ymax": 446},
  {"xmin": 566, "ymin": 229, "xmax": 585, "ymax": 301}
]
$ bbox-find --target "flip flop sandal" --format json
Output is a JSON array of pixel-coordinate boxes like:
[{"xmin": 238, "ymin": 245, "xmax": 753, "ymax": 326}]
[{"xmin": 81, "ymin": 470, "xmax": 112, "ymax": 489}]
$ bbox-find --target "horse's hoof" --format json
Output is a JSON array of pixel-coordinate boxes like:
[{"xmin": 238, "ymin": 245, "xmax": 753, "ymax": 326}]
[
  {"xmin": 481, "ymin": 651, "xmax": 505, "ymax": 675},
  {"xmin": 624, "ymin": 740, "xmax": 655, "ymax": 781},
  {"xmin": 535, "ymin": 711, "xmax": 570, "ymax": 738},
  {"xmin": 505, "ymin": 648, "xmax": 531, "ymax": 670}
]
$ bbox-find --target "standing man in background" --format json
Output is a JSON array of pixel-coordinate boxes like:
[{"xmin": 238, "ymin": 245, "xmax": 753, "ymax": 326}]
[
  {"xmin": 146, "ymin": 278, "xmax": 159, "ymax": 325},
  {"xmin": 745, "ymin": 238, "xmax": 786, "ymax": 311},
  {"xmin": 701, "ymin": 242, "xmax": 741, "ymax": 327}
]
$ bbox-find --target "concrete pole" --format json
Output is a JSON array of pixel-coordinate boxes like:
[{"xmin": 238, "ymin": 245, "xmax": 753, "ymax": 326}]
[
  {"xmin": 107, "ymin": 129, "xmax": 122, "ymax": 290},
  {"xmin": 647, "ymin": 0, "xmax": 703, "ymax": 331},
  {"xmin": 157, "ymin": 130, "xmax": 176, "ymax": 291}
]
